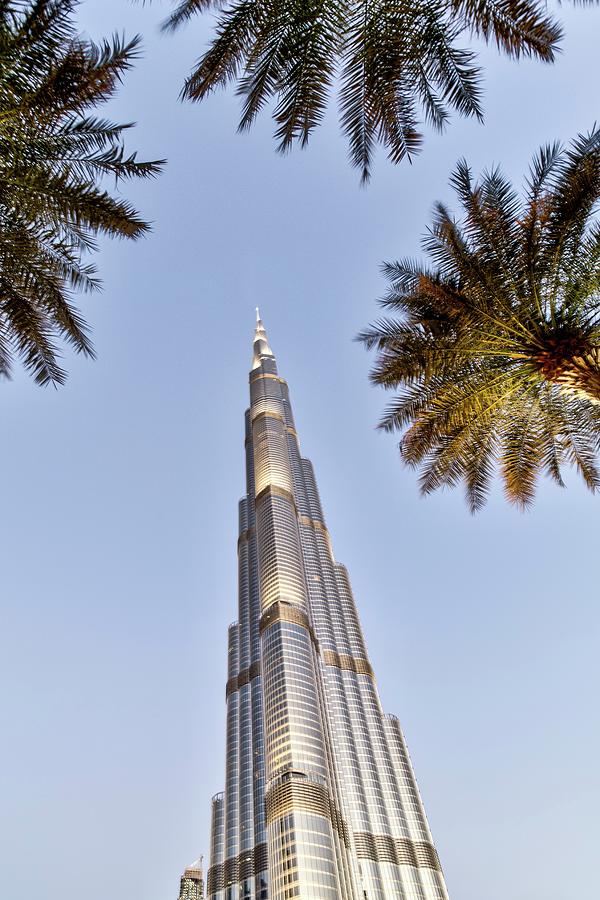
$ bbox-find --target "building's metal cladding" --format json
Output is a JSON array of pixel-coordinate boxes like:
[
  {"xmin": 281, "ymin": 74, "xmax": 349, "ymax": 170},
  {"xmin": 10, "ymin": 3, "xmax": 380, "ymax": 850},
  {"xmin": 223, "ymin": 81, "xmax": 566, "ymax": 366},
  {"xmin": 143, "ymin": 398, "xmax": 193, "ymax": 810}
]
[{"xmin": 207, "ymin": 314, "xmax": 449, "ymax": 900}]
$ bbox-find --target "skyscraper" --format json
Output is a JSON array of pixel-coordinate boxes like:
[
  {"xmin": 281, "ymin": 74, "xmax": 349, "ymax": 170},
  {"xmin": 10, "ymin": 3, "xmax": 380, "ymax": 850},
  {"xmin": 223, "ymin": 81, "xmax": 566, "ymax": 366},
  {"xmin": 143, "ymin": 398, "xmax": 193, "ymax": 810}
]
[
  {"xmin": 178, "ymin": 859, "xmax": 204, "ymax": 900},
  {"xmin": 206, "ymin": 314, "xmax": 449, "ymax": 900}
]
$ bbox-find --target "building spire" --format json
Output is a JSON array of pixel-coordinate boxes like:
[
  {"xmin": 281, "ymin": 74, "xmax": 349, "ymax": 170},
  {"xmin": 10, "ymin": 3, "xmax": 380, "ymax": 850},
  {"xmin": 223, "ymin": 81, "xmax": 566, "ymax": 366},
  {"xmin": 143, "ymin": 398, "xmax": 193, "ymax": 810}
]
[{"xmin": 252, "ymin": 308, "xmax": 274, "ymax": 369}]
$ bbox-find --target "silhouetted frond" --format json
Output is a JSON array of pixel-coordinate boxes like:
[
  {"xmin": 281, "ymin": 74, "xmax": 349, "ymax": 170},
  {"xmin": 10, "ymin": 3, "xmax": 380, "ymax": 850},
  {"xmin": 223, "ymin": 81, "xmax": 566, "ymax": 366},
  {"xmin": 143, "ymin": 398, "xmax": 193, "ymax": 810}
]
[
  {"xmin": 0, "ymin": 1, "xmax": 164, "ymax": 385},
  {"xmin": 154, "ymin": 0, "xmax": 588, "ymax": 178}
]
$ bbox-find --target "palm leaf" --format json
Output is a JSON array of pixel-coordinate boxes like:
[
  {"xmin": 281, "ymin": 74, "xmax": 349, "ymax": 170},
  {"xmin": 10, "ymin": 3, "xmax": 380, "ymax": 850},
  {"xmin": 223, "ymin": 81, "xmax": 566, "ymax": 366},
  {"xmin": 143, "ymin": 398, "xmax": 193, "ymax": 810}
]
[
  {"xmin": 156, "ymin": 0, "xmax": 572, "ymax": 177},
  {"xmin": 362, "ymin": 130, "xmax": 600, "ymax": 508},
  {"xmin": 0, "ymin": 1, "xmax": 163, "ymax": 385}
]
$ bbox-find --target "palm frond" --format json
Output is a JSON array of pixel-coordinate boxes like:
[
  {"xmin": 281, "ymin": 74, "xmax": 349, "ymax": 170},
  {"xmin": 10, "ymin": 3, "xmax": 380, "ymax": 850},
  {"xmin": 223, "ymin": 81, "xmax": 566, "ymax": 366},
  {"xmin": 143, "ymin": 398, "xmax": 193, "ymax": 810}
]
[
  {"xmin": 272, "ymin": 0, "xmax": 339, "ymax": 152},
  {"xmin": 361, "ymin": 130, "xmax": 600, "ymax": 508},
  {"xmin": 499, "ymin": 392, "xmax": 542, "ymax": 507},
  {"xmin": 449, "ymin": 0, "xmax": 562, "ymax": 61},
  {"xmin": 157, "ymin": 0, "xmax": 569, "ymax": 177},
  {"xmin": 161, "ymin": 0, "xmax": 217, "ymax": 33},
  {"xmin": 182, "ymin": 0, "xmax": 260, "ymax": 101},
  {"xmin": 0, "ymin": 1, "xmax": 163, "ymax": 385}
]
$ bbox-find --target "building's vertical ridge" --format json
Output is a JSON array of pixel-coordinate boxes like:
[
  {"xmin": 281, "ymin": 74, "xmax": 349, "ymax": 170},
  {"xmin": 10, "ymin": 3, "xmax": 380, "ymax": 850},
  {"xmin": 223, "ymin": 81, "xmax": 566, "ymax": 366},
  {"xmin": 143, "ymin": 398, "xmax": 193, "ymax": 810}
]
[
  {"xmin": 206, "ymin": 316, "xmax": 449, "ymax": 900},
  {"xmin": 207, "ymin": 794, "xmax": 224, "ymax": 899}
]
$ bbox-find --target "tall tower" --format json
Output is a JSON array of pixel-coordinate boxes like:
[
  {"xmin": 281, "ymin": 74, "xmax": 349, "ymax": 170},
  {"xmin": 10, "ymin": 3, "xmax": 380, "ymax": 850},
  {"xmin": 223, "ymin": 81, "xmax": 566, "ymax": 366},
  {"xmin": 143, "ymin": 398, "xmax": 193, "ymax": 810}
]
[
  {"xmin": 206, "ymin": 314, "xmax": 449, "ymax": 900},
  {"xmin": 178, "ymin": 858, "xmax": 204, "ymax": 900}
]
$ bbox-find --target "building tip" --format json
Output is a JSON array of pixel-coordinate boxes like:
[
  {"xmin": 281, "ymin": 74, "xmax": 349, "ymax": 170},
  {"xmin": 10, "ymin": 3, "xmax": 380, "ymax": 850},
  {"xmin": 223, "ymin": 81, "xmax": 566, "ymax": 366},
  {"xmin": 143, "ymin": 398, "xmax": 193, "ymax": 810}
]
[
  {"xmin": 181, "ymin": 855, "xmax": 204, "ymax": 879},
  {"xmin": 252, "ymin": 306, "xmax": 274, "ymax": 368}
]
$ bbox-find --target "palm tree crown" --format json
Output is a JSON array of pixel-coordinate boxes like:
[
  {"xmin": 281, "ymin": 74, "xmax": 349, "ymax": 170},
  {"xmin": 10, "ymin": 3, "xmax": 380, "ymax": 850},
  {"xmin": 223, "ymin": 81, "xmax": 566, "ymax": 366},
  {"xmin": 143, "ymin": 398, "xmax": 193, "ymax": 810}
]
[
  {"xmin": 158, "ymin": 0, "xmax": 569, "ymax": 181},
  {"xmin": 0, "ymin": 0, "xmax": 164, "ymax": 385},
  {"xmin": 361, "ymin": 129, "xmax": 600, "ymax": 510}
]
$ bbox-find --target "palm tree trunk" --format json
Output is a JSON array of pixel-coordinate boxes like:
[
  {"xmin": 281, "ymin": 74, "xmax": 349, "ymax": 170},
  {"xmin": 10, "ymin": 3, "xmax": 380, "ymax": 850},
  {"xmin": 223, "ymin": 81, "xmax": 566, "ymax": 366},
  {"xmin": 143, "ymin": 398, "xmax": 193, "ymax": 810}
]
[{"xmin": 553, "ymin": 348, "xmax": 600, "ymax": 404}]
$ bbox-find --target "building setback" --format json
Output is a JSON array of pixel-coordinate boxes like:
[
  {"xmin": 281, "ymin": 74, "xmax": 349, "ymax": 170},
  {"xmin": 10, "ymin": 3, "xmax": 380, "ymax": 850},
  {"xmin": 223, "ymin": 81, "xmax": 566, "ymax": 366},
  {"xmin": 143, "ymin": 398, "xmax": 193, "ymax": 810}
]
[{"xmin": 206, "ymin": 314, "xmax": 449, "ymax": 900}]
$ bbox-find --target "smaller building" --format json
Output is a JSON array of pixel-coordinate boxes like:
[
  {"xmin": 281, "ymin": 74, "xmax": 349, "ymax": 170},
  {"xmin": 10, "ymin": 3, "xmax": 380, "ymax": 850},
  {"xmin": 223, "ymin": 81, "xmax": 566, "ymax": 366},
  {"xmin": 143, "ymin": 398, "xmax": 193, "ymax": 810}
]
[{"xmin": 177, "ymin": 858, "xmax": 204, "ymax": 900}]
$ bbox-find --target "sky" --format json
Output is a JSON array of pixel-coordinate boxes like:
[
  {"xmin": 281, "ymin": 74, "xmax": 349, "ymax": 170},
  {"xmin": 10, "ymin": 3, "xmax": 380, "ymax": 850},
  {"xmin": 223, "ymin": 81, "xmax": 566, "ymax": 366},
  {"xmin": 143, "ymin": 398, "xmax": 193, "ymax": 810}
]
[{"xmin": 2, "ymin": 2, "xmax": 600, "ymax": 900}]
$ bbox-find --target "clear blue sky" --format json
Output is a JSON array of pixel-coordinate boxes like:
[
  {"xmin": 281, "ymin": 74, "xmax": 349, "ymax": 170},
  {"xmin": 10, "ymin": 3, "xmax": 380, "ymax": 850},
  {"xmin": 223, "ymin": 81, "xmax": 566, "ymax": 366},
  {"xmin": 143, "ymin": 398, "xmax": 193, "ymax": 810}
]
[{"xmin": 2, "ymin": 2, "xmax": 599, "ymax": 900}]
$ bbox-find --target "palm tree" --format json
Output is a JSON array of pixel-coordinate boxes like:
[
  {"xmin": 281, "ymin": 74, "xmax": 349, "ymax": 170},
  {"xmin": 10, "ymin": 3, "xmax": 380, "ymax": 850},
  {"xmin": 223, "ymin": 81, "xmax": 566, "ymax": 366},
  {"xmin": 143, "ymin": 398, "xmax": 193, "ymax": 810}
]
[
  {"xmin": 154, "ymin": 0, "xmax": 568, "ymax": 181},
  {"xmin": 360, "ymin": 129, "xmax": 600, "ymax": 510},
  {"xmin": 0, "ymin": 0, "xmax": 164, "ymax": 385}
]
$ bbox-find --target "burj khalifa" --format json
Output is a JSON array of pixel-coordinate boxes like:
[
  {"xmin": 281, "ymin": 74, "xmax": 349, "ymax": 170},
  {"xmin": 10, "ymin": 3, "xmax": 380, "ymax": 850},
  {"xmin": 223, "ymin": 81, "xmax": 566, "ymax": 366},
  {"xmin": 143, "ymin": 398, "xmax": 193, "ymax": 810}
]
[{"xmin": 206, "ymin": 314, "xmax": 449, "ymax": 900}]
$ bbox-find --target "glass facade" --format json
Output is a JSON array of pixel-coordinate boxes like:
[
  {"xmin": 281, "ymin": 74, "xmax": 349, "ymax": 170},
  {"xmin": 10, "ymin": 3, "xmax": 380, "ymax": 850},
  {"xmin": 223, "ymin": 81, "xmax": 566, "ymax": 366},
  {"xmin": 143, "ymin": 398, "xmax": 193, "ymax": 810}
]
[{"xmin": 206, "ymin": 315, "xmax": 449, "ymax": 900}]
